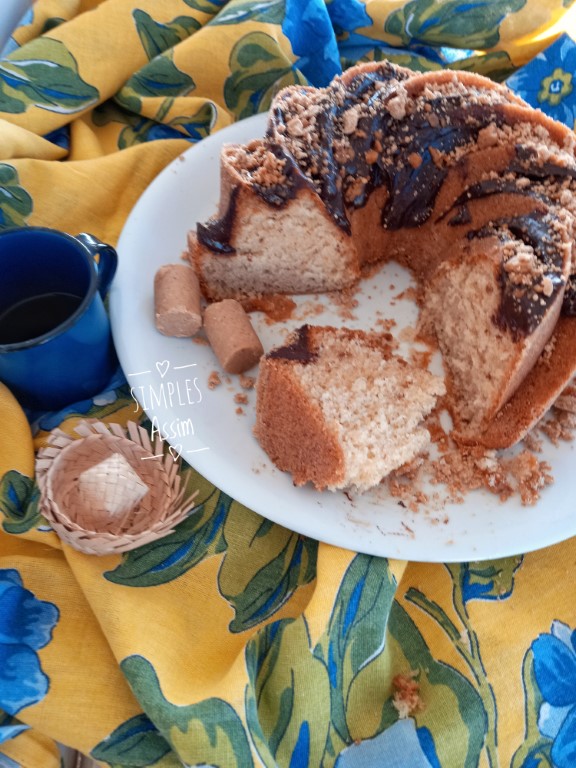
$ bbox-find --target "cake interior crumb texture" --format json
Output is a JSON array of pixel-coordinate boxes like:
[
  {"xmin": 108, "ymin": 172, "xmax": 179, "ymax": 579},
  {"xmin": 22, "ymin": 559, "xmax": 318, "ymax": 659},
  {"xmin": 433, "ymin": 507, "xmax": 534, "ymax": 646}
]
[{"xmin": 256, "ymin": 327, "xmax": 445, "ymax": 492}]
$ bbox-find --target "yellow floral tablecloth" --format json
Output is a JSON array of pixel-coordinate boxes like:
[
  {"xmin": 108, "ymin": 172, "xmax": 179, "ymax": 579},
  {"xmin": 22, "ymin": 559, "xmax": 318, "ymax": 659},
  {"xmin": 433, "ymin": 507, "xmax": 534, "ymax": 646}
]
[{"xmin": 1, "ymin": 2, "xmax": 576, "ymax": 767}]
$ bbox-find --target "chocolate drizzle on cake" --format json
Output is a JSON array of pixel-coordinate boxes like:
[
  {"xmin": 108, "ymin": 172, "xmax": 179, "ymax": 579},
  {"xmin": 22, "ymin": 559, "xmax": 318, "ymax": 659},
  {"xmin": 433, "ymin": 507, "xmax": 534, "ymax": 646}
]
[
  {"xmin": 195, "ymin": 62, "xmax": 576, "ymax": 337},
  {"xmin": 252, "ymin": 143, "xmax": 316, "ymax": 206},
  {"xmin": 440, "ymin": 178, "xmax": 542, "ymax": 226},
  {"xmin": 564, "ymin": 276, "xmax": 576, "ymax": 315},
  {"xmin": 469, "ymin": 213, "xmax": 566, "ymax": 338},
  {"xmin": 197, "ymin": 186, "xmax": 239, "ymax": 255},
  {"xmin": 266, "ymin": 324, "xmax": 318, "ymax": 364}
]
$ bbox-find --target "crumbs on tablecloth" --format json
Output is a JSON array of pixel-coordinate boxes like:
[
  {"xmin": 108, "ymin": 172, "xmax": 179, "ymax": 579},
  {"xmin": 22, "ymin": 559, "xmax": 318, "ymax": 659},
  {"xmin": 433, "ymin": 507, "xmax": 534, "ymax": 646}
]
[{"xmin": 392, "ymin": 671, "xmax": 424, "ymax": 719}]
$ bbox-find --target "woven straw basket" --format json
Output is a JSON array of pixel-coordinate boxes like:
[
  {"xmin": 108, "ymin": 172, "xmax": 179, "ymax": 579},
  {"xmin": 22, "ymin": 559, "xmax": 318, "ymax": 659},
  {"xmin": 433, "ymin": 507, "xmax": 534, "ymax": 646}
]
[{"xmin": 36, "ymin": 420, "xmax": 199, "ymax": 555}]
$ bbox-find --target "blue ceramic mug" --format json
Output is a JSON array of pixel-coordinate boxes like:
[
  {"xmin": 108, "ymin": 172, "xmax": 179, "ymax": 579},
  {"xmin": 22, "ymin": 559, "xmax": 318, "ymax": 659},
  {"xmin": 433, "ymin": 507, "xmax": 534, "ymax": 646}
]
[{"xmin": 0, "ymin": 227, "xmax": 118, "ymax": 410}]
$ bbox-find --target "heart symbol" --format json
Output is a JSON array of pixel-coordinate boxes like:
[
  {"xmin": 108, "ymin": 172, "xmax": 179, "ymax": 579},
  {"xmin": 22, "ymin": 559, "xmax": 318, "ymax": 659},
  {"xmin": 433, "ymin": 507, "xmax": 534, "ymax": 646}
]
[
  {"xmin": 156, "ymin": 360, "xmax": 170, "ymax": 378},
  {"xmin": 169, "ymin": 444, "xmax": 182, "ymax": 462}
]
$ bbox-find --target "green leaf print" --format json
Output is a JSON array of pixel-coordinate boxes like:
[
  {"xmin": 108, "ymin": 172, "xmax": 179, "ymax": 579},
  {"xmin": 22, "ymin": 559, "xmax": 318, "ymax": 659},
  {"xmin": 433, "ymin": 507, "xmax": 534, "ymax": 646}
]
[
  {"xmin": 450, "ymin": 557, "xmax": 523, "ymax": 602},
  {"xmin": 92, "ymin": 713, "xmax": 179, "ymax": 768},
  {"xmin": 385, "ymin": 0, "xmax": 527, "ymax": 50},
  {"xmin": 386, "ymin": 602, "xmax": 487, "ymax": 767},
  {"xmin": 121, "ymin": 656, "xmax": 253, "ymax": 768},
  {"xmin": 0, "ymin": 164, "xmax": 32, "ymax": 230},
  {"xmin": 211, "ymin": 0, "xmax": 285, "ymax": 26},
  {"xmin": 312, "ymin": 555, "xmax": 397, "ymax": 753},
  {"xmin": 133, "ymin": 10, "xmax": 201, "ymax": 61},
  {"xmin": 245, "ymin": 618, "xmax": 331, "ymax": 767},
  {"xmin": 0, "ymin": 471, "xmax": 43, "ymax": 535},
  {"xmin": 224, "ymin": 31, "xmax": 308, "ymax": 120},
  {"xmin": 405, "ymin": 560, "xmax": 515, "ymax": 767},
  {"xmin": 183, "ymin": 0, "xmax": 228, "ymax": 14},
  {"xmin": 166, "ymin": 101, "xmax": 217, "ymax": 141},
  {"xmin": 104, "ymin": 486, "xmax": 229, "ymax": 586},
  {"xmin": 117, "ymin": 52, "xmax": 195, "ymax": 114},
  {"xmin": 41, "ymin": 18, "xmax": 67, "ymax": 34},
  {"xmin": 219, "ymin": 506, "xmax": 317, "ymax": 632},
  {"xmin": 450, "ymin": 51, "xmax": 516, "ymax": 82},
  {"xmin": 0, "ymin": 38, "xmax": 99, "ymax": 114},
  {"xmin": 94, "ymin": 99, "xmax": 216, "ymax": 147}
]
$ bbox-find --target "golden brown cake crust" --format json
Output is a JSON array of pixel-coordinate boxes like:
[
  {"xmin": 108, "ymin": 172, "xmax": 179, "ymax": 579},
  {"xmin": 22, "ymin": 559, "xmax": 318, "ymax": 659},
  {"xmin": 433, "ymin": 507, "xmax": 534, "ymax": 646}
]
[
  {"xmin": 458, "ymin": 316, "xmax": 576, "ymax": 449},
  {"xmin": 255, "ymin": 353, "xmax": 345, "ymax": 489}
]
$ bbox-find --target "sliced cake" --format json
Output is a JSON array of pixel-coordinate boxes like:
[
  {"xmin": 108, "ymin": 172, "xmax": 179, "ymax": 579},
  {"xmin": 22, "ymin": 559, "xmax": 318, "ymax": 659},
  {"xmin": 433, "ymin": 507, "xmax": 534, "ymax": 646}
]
[{"xmin": 254, "ymin": 325, "xmax": 445, "ymax": 492}]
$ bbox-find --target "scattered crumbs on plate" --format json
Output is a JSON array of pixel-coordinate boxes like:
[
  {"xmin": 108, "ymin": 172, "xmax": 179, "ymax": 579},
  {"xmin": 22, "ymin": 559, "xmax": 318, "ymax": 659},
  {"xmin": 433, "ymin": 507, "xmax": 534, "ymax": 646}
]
[
  {"xmin": 374, "ymin": 316, "xmax": 397, "ymax": 332},
  {"xmin": 537, "ymin": 408, "xmax": 576, "ymax": 444},
  {"xmin": 234, "ymin": 393, "xmax": 248, "ymax": 405},
  {"xmin": 398, "ymin": 325, "xmax": 418, "ymax": 343},
  {"xmin": 395, "ymin": 286, "xmax": 419, "ymax": 302},
  {"xmin": 239, "ymin": 374, "xmax": 256, "ymax": 389},
  {"xmin": 207, "ymin": 370, "xmax": 221, "ymax": 389},
  {"xmin": 325, "ymin": 285, "xmax": 359, "ymax": 321},
  {"xmin": 235, "ymin": 406, "xmax": 244, "ymax": 415},
  {"xmin": 428, "ymin": 447, "xmax": 553, "ymax": 507},
  {"xmin": 294, "ymin": 299, "xmax": 326, "ymax": 321},
  {"xmin": 408, "ymin": 346, "xmax": 433, "ymax": 371},
  {"xmin": 523, "ymin": 430, "xmax": 543, "ymax": 452},
  {"xmin": 243, "ymin": 294, "xmax": 297, "ymax": 323},
  {"xmin": 375, "ymin": 393, "xmax": 566, "ymax": 511}
]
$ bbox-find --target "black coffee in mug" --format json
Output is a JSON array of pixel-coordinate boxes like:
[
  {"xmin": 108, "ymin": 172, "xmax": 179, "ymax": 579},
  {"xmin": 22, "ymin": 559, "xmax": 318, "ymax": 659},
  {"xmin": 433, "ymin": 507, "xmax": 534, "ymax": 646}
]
[{"xmin": 0, "ymin": 291, "xmax": 84, "ymax": 345}]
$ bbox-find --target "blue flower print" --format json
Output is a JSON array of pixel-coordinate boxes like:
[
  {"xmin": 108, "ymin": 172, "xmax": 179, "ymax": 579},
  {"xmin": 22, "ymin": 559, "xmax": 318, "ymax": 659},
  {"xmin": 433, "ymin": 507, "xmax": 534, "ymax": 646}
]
[
  {"xmin": 335, "ymin": 719, "xmax": 438, "ymax": 768},
  {"xmin": 0, "ymin": 711, "xmax": 29, "ymax": 745},
  {"xmin": 506, "ymin": 34, "xmax": 576, "ymax": 129},
  {"xmin": 0, "ymin": 569, "xmax": 59, "ymax": 715},
  {"xmin": 325, "ymin": 0, "xmax": 372, "ymax": 36},
  {"xmin": 532, "ymin": 620, "xmax": 576, "ymax": 768},
  {"xmin": 282, "ymin": 0, "xmax": 341, "ymax": 86}
]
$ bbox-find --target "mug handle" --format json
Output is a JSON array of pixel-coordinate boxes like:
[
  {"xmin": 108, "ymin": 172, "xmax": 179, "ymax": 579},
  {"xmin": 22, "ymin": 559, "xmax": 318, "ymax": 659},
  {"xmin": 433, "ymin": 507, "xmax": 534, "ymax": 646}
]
[{"xmin": 76, "ymin": 232, "xmax": 118, "ymax": 298}]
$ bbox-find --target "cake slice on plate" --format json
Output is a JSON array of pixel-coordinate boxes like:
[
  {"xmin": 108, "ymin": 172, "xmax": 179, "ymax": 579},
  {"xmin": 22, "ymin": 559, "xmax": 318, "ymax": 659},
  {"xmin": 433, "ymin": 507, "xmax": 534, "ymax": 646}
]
[{"xmin": 254, "ymin": 325, "xmax": 445, "ymax": 492}]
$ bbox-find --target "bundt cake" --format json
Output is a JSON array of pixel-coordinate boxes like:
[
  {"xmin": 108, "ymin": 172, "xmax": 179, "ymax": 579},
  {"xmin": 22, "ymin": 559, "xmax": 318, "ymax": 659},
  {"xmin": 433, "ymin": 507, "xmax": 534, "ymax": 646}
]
[
  {"xmin": 189, "ymin": 60, "xmax": 576, "ymax": 456},
  {"xmin": 254, "ymin": 325, "xmax": 445, "ymax": 492}
]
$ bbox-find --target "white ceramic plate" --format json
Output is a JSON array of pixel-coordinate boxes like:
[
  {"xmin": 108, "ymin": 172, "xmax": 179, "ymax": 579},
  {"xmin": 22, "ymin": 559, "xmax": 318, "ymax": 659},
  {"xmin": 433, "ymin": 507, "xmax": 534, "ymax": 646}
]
[{"xmin": 111, "ymin": 114, "xmax": 576, "ymax": 562}]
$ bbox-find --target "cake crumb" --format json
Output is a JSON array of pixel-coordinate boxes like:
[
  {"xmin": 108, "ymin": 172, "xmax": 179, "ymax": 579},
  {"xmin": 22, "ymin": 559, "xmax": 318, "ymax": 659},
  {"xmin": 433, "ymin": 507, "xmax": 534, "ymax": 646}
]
[
  {"xmin": 234, "ymin": 393, "xmax": 249, "ymax": 405},
  {"xmin": 538, "ymin": 408, "xmax": 576, "ymax": 444},
  {"xmin": 208, "ymin": 371, "xmax": 221, "ymax": 389},
  {"xmin": 239, "ymin": 374, "xmax": 256, "ymax": 390},
  {"xmin": 427, "ymin": 444, "xmax": 553, "ymax": 505},
  {"xmin": 392, "ymin": 671, "xmax": 424, "ymax": 718},
  {"xmin": 242, "ymin": 294, "xmax": 297, "ymax": 322}
]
